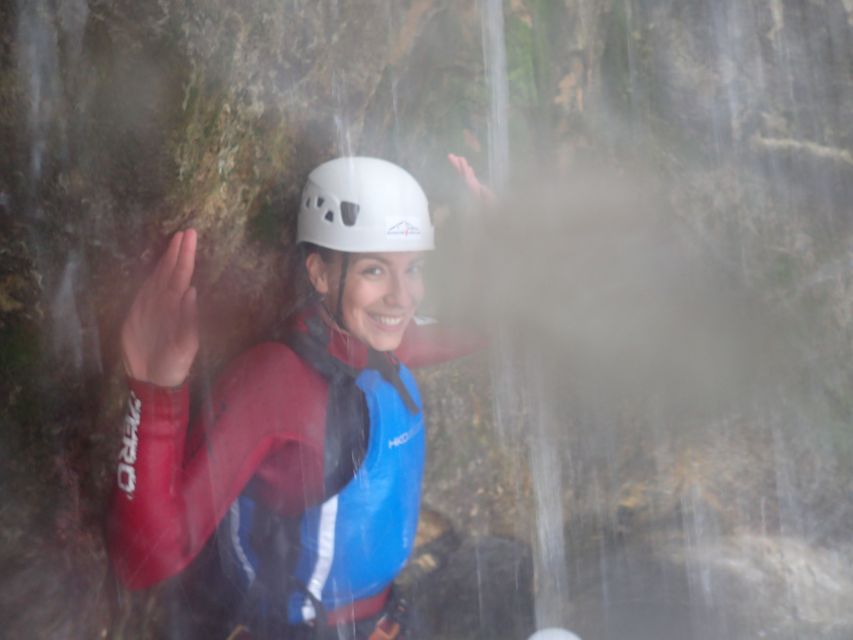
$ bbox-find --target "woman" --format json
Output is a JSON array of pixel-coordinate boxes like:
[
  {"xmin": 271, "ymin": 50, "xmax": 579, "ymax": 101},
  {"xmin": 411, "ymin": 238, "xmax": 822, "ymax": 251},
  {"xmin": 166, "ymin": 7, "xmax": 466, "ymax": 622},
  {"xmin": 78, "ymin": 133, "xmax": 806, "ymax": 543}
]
[{"xmin": 108, "ymin": 157, "xmax": 483, "ymax": 639}]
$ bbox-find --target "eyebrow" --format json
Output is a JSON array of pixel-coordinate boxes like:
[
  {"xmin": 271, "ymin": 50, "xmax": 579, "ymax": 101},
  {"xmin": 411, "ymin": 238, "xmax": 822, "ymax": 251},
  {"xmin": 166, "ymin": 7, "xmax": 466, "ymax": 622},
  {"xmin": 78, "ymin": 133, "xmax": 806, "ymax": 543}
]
[
  {"xmin": 356, "ymin": 254, "xmax": 392, "ymax": 265},
  {"xmin": 355, "ymin": 254, "xmax": 425, "ymax": 266}
]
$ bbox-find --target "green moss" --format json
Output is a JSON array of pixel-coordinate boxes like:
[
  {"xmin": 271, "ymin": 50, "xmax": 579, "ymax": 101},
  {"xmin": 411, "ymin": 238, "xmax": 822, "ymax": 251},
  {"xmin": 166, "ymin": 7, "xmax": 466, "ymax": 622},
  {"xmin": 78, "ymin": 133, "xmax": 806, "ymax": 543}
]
[
  {"xmin": 201, "ymin": 105, "xmax": 223, "ymax": 140},
  {"xmin": 0, "ymin": 321, "xmax": 52, "ymax": 448},
  {"xmin": 173, "ymin": 74, "xmax": 228, "ymax": 195},
  {"xmin": 595, "ymin": 2, "xmax": 715, "ymax": 166},
  {"xmin": 0, "ymin": 322, "xmax": 40, "ymax": 379},
  {"xmin": 600, "ymin": 0, "xmax": 634, "ymax": 119},
  {"xmin": 505, "ymin": 14, "xmax": 538, "ymax": 108}
]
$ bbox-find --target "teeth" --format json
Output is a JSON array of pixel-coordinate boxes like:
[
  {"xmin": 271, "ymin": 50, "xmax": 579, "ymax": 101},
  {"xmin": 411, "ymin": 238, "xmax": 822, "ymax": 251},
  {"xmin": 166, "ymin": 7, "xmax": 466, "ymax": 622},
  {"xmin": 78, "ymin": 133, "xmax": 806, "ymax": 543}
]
[{"xmin": 373, "ymin": 315, "xmax": 403, "ymax": 326}]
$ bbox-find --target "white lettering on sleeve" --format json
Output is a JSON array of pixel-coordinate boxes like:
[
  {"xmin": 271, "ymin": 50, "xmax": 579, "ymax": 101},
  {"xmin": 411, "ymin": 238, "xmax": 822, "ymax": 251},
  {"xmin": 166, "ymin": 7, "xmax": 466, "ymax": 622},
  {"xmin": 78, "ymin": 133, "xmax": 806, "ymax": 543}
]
[
  {"xmin": 117, "ymin": 463, "xmax": 136, "ymax": 495},
  {"xmin": 117, "ymin": 391, "xmax": 141, "ymax": 497}
]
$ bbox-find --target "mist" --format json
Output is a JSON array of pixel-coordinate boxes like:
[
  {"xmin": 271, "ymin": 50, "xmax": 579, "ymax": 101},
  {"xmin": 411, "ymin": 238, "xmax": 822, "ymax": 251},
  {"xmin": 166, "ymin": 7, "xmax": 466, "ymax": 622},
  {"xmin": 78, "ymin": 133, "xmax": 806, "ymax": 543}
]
[{"xmin": 1, "ymin": 1, "xmax": 852, "ymax": 639}]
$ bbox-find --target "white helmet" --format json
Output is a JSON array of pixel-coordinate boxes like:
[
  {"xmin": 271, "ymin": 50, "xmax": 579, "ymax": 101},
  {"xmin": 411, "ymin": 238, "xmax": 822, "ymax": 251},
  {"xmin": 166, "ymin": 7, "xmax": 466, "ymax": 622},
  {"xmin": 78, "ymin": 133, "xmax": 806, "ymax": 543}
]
[{"xmin": 297, "ymin": 157, "xmax": 435, "ymax": 253}]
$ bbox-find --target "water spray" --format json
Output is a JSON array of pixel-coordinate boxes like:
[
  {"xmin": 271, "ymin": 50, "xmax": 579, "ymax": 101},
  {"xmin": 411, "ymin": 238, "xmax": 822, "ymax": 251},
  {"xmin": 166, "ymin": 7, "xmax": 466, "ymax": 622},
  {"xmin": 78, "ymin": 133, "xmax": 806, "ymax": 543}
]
[{"xmin": 527, "ymin": 628, "xmax": 582, "ymax": 640}]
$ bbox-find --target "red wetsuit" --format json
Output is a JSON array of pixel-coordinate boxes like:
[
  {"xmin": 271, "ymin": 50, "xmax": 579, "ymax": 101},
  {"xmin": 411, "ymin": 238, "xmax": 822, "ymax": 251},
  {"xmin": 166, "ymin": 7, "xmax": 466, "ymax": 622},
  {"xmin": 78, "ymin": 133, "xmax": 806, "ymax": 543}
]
[{"xmin": 106, "ymin": 306, "xmax": 480, "ymax": 621}]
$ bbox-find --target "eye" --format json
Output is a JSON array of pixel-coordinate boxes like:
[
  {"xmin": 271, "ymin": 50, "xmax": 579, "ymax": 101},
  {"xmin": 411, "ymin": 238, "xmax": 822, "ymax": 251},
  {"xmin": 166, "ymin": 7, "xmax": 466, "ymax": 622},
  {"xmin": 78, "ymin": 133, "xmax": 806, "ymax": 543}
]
[
  {"xmin": 407, "ymin": 261, "xmax": 425, "ymax": 276},
  {"xmin": 360, "ymin": 264, "xmax": 384, "ymax": 277}
]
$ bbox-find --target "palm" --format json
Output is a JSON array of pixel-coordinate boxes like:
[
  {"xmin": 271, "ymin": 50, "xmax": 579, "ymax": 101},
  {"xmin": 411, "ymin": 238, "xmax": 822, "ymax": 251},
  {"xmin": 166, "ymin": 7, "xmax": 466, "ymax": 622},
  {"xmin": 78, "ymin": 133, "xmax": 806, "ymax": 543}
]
[
  {"xmin": 447, "ymin": 153, "xmax": 495, "ymax": 203},
  {"xmin": 121, "ymin": 230, "xmax": 199, "ymax": 387}
]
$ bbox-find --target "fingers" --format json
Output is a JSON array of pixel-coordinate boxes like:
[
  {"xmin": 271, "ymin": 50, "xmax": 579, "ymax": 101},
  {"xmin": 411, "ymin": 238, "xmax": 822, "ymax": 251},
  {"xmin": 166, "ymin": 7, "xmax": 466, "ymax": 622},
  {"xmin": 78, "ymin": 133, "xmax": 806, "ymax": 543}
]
[
  {"xmin": 146, "ymin": 229, "xmax": 197, "ymax": 298},
  {"xmin": 176, "ymin": 286, "xmax": 199, "ymax": 355},
  {"xmin": 449, "ymin": 153, "xmax": 489, "ymax": 199},
  {"xmin": 169, "ymin": 228, "xmax": 197, "ymax": 295},
  {"xmin": 448, "ymin": 153, "xmax": 468, "ymax": 178},
  {"xmin": 120, "ymin": 229, "xmax": 199, "ymax": 385},
  {"xmin": 448, "ymin": 153, "xmax": 472, "ymax": 175},
  {"xmin": 151, "ymin": 231, "xmax": 184, "ymax": 292},
  {"xmin": 447, "ymin": 153, "xmax": 473, "ymax": 182},
  {"xmin": 139, "ymin": 230, "xmax": 196, "ymax": 319},
  {"xmin": 132, "ymin": 228, "xmax": 196, "ymax": 326}
]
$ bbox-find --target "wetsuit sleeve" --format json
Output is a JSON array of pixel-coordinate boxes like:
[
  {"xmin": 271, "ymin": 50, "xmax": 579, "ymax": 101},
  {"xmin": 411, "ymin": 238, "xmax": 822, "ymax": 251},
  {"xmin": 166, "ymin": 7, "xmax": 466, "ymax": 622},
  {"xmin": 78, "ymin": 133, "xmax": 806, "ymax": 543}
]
[
  {"xmin": 106, "ymin": 343, "xmax": 326, "ymax": 589},
  {"xmin": 109, "ymin": 379, "xmax": 205, "ymax": 588},
  {"xmin": 394, "ymin": 320, "xmax": 485, "ymax": 369}
]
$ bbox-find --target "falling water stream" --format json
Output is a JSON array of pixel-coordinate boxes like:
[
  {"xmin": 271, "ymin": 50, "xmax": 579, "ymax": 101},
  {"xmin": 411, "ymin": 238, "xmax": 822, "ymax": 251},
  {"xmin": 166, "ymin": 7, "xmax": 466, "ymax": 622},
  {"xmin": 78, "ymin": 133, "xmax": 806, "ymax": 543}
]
[
  {"xmin": 480, "ymin": 0, "xmax": 573, "ymax": 630},
  {"xmin": 15, "ymin": 0, "xmax": 96, "ymax": 377}
]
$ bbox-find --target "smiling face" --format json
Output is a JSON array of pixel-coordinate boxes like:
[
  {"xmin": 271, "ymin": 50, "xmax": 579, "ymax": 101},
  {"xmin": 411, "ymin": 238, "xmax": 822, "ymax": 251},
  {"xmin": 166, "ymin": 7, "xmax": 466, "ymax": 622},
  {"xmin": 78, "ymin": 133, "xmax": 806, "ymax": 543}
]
[{"xmin": 306, "ymin": 250, "xmax": 426, "ymax": 352}]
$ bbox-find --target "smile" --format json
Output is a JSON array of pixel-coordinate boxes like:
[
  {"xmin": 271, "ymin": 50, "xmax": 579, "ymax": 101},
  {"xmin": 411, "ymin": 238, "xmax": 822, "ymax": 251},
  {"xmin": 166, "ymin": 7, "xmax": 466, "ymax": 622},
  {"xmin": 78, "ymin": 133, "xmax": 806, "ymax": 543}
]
[{"xmin": 370, "ymin": 314, "xmax": 405, "ymax": 327}]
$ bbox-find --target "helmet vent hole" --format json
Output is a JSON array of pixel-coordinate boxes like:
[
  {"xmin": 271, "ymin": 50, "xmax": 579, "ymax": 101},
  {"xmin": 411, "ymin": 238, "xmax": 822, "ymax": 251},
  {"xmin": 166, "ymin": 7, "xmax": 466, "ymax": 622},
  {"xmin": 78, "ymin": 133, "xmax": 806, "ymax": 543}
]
[
  {"xmin": 340, "ymin": 201, "xmax": 360, "ymax": 227},
  {"xmin": 305, "ymin": 197, "xmax": 312, "ymax": 207},
  {"xmin": 317, "ymin": 197, "xmax": 325, "ymax": 207},
  {"xmin": 324, "ymin": 210, "xmax": 334, "ymax": 222}
]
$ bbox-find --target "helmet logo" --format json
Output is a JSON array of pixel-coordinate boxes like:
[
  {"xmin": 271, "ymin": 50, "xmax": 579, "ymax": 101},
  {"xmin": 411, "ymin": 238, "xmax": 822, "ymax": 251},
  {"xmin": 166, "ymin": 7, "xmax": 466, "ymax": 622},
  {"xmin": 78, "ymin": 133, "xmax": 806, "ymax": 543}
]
[{"xmin": 386, "ymin": 219, "xmax": 422, "ymax": 237}]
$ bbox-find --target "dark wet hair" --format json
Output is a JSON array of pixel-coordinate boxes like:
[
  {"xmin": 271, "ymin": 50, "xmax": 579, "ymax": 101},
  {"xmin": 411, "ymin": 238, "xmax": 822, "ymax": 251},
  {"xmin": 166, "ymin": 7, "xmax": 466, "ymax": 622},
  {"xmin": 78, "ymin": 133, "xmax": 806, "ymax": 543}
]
[
  {"xmin": 300, "ymin": 243, "xmax": 351, "ymax": 328},
  {"xmin": 282, "ymin": 242, "xmax": 348, "ymax": 330},
  {"xmin": 278, "ymin": 243, "xmax": 331, "ymax": 327}
]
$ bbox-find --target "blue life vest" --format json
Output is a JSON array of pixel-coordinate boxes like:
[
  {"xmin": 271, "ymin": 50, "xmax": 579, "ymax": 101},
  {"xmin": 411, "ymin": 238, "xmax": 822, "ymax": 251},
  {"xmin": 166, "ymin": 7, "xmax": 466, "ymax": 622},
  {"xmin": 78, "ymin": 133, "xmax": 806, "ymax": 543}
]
[
  {"xmin": 223, "ymin": 362, "xmax": 425, "ymax": 625},
  {"xmin": 289, "ymin": 366, "xmax": 424, "ymax": 621}
]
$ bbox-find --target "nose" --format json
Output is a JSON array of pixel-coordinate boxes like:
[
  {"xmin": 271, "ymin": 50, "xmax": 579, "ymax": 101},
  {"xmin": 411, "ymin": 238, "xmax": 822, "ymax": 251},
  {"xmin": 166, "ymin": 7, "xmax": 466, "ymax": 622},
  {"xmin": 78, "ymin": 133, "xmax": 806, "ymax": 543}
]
[{"xmin": 384, "ymin": 271, "xmax": 413, "ymax": 309}]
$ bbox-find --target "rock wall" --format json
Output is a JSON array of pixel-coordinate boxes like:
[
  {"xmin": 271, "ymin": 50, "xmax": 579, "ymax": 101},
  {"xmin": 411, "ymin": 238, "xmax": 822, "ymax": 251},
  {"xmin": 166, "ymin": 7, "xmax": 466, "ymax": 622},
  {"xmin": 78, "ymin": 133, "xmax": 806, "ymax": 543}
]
[{"xmin": 0, "ymin": 0, "xmax": 851, "ymax": 638}]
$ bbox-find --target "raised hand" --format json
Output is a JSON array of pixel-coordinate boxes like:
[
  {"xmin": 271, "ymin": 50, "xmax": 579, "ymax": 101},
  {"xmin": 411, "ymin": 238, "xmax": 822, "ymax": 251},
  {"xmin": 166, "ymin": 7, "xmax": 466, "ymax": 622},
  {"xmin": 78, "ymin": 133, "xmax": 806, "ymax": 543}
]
[
  {"xmin": 120, "ymin": 229, "xmax": 199, "ymax": 388},
  {"xmin": 447, "ymin": 153, "xmax": 496, "ymax": 203}
]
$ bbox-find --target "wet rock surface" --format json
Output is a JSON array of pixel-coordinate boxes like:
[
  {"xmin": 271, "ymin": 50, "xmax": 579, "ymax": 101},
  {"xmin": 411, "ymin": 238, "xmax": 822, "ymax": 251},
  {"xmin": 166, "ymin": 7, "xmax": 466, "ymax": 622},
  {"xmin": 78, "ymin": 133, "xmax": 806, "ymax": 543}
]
[{"xmin": 410, "ymin": 536, "xmax": 535, "ymax": 640}]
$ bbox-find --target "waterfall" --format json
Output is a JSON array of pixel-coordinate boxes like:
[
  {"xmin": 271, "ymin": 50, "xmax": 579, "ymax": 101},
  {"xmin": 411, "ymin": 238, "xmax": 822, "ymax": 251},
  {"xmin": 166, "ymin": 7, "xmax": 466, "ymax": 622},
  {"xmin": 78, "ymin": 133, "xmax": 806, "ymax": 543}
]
[
  {"xmin": 479, "ymin": 0, "xmax": 572, "ymax": 631},
  {"xmin": 480, "ymin": 0, "xmax": 510, "ymax": 190}
]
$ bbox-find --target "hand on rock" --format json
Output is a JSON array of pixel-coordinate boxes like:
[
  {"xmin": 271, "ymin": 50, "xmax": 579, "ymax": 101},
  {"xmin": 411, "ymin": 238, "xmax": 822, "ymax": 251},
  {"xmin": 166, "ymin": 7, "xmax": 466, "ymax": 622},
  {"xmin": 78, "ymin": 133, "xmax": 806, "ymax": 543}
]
[
  {"xmin": 447, "ymin": 153, "xmax": 496, "ymax": 204},
  {"xmin": 120, "ymin": 229, "xmax": 199, "ymax": 388}
]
